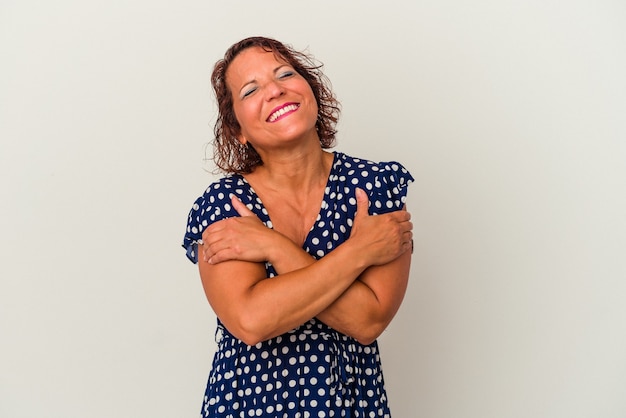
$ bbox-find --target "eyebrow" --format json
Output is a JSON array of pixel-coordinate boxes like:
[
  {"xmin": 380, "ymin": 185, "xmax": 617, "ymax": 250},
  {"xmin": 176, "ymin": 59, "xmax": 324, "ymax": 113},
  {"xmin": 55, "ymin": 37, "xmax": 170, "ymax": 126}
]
[{"xmin": 238, "ymin": 65, "xmax": 290, "ymax": 95}]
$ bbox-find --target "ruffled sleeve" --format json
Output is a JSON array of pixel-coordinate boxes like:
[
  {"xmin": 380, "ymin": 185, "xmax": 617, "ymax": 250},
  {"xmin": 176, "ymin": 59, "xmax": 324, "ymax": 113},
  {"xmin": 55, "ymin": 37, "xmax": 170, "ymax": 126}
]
[
  {"xmin": 182, "ymin": 179, "xmax": 240, "ymax": 264},
  {"xmin": 367, "ymin": 160, "xmax": 414, "ymax": 215}
]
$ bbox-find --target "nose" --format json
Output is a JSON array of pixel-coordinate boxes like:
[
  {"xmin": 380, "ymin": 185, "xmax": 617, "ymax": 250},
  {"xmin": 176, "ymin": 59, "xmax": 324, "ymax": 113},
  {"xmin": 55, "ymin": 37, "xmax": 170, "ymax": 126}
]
[{"xmin": 264, "ymin": 80, "xmax": 284, "ymax": 101}]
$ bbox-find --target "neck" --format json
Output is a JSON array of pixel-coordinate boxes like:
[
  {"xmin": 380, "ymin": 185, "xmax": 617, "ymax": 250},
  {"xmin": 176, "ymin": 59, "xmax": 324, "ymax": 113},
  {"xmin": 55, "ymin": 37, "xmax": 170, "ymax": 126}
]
[
  {"xmin": 247, "ymin": 138, "xmax": 333, "ymax": 194},
  {"xmin": 260, "ymin": 148, "xmax": 332, "ymax": 192}
]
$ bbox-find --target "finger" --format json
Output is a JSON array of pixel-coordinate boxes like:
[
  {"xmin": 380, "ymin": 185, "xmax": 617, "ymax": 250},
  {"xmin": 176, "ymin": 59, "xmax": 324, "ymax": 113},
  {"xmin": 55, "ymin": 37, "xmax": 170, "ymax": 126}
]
[
  {"xmin": 200, "ymin": 235, "xmax": 224, "ymax": 262},
  {"xmin": 203, "ymin": 242, "xmax": 225, "ymax": 264},
  {"xmin": 203, "ymin": 221, "xmax": 223, "ymax": 238},
  {"xmin": 391, "ymin": 210, "xmax": 411, "ymax": 222},
  {"xmin": 354, "ymin": 188, "xmax": 370, "ymax": 220},
  {"xmin": 231, "ymin": 195, "xmax": 256, "ymax": 217},
  {"xmin": 404, "ymin": 238, "xmax": 414, "ymax": 254},
  {"xmin": 196, "ymin": 239, "xmax": 208, "ymax": 262},
  {"xmin": 207, "ymin": 249, "xmax": 233, "ymax": 265},
  {"xmin": 200, "ymin": 241, "xmax": 211, "ymax": 263},
  {"xmin": 200, "ymin": 239, "xmax": 217, "ymax": 263}
]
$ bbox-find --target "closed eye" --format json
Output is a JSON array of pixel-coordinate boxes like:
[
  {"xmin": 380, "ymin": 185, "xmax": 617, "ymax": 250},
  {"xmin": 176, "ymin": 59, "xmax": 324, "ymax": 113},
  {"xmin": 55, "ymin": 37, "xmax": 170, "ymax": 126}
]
[
  {"xmin": 242, "ymin": 86, "xmax": 257, "ymax": 98},
  {"xmin": 278, "ymin": 71, "xmax": 295, "ymax": 79}
]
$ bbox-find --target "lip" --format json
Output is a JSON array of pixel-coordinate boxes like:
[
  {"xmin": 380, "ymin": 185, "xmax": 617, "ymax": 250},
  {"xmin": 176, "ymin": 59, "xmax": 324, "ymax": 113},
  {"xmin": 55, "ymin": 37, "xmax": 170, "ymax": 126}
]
[{"xmin": 266, "ymin": 102, "xmax": 300, "ymax": 123}]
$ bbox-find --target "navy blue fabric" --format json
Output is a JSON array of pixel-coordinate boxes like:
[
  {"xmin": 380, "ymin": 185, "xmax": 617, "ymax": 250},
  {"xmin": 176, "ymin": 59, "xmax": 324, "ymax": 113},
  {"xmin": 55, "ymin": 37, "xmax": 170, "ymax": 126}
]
[{"xmin": 183, "ymin": 152, "xmax": 413, "ymax": 417}]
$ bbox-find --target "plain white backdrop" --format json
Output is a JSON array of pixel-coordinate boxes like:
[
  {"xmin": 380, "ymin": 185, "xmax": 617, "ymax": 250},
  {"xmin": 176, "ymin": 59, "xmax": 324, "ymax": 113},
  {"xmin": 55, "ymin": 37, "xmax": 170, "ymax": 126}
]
[{"xmin": 1, "ymin": 1, "xmax": 625, "ymax": 417}]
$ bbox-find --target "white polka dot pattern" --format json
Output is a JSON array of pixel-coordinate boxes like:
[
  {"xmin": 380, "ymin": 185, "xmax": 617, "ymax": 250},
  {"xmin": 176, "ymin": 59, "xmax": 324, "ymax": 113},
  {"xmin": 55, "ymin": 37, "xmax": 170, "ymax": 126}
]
[{"xmin": 182, "ymin": 152, "xmax": 413, "ymax": 417}]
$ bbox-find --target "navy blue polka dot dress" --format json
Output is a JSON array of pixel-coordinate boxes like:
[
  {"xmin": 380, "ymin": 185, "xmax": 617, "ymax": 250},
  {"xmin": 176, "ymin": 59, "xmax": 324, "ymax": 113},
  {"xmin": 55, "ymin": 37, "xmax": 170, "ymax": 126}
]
[{"xmin": 183, "ymin": 152, "xmax": 413, "ymax": 417}]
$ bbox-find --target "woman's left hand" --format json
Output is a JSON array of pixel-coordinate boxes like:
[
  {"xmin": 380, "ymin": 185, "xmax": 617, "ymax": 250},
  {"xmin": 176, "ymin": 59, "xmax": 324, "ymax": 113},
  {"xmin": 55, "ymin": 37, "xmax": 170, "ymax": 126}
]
[{"xmin": 201, "ymin": 195, "xmax": 280, "ymax": 264}]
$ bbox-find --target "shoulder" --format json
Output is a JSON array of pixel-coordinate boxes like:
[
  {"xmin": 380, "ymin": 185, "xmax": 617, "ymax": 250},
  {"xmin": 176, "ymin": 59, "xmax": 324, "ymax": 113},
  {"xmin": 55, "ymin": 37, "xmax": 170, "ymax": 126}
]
[
  {"xmin": 333, "ymin": 151, "xmax": 413, "ymax": 187},
  {"xmin": 332, "ymin": 151, "xmax": 414, "ymax": 214},
  {"xmin": 198, "ymin": 175, "xmax": 247, "ymax": 203},
  {"xmin": 189, "ymin": 176, "xmax": 243, "ymax": 219},
  {"xmin": 186, "ymin": 175, "xmax": 250, "ymax": 233},
  {"xmin": 182, "ymin": 175, "xmax": 249, "ymax": 263},
  {"xmin": 187, "ymin": 174, "xmax": 269, "ymax": 229}
]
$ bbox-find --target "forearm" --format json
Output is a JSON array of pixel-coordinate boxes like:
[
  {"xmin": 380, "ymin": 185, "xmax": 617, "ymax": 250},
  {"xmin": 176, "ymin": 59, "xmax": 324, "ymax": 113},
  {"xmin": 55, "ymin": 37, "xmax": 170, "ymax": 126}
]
[
  {"xmin": 202, "ymin": 238, "xmax": 370, "ymax": 345},
  {"xmin": 266, "ymin": 233, "xmax": 316, "ymax": 272},
  {"xmin": 244, "ymin": 251, "xmax": 360, "ymax": 341},
  {"xmin": 320, "ymin": 249, "xmax": 411, "ymax": 344},
  {"xmin": 267, "ymin": 239, "xmax": 411, "ymax": 344},
  {"xmin": 315, "ymin": 279, "xmax": 384, "ymax": 344}
]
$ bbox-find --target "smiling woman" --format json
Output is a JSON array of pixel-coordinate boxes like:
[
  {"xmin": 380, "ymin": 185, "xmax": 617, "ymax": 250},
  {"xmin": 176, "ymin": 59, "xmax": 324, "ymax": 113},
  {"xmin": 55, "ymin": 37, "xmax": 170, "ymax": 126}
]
[
  {"xmin": 210, "ymin": 37, "xmax": 340, "ymax": 175},
  {"xmin": 226, "ymin": 46, "xmax": 319, "ymax": 155},
  {"xmin": 182, "ymin": 36, "xmax": 415, "ymax": 417}
]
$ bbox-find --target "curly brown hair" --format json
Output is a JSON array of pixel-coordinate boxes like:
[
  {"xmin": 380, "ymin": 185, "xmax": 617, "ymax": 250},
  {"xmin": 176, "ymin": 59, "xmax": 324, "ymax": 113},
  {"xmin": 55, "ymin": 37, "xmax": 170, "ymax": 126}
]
[{"xmin": 210, "ymin": 36, "xmax": 341, "ymax": 174}]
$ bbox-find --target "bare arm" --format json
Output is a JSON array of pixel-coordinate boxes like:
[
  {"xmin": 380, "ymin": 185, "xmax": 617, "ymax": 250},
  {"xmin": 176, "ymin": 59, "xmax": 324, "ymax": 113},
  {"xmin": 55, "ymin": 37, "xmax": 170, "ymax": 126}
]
[
  {"xmin": 315, "ymin": 250, "xmax": 411, "ymax": 344},
  {"xmin": 201, "ymin": 189, "xmax": 413, "ymax": 344},
  {"xmin": 198, "ymin": 238, "xmax": 370, "ymax": 346},
  {"xmin": 256, "ymin": 239, "xmax": 411, "ymax": 345}
]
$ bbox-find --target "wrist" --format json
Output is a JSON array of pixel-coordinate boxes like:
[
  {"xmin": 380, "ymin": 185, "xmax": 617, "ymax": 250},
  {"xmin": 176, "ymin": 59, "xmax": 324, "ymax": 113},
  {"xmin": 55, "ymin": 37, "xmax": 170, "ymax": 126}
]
[
  {"xmin": 265, "ymin": 231, "xmax": 287, "ymax": 263},
  {"xmin": 338, "ymin": 238, "xmax": 370, "ymax": 272}
]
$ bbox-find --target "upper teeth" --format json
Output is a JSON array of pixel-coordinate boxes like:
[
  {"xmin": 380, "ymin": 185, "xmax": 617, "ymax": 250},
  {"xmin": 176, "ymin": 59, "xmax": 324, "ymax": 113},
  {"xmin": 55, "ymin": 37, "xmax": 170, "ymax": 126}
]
[{"xmin": 269, "ymin": 104, "xmax": 299, "ymax": 122}]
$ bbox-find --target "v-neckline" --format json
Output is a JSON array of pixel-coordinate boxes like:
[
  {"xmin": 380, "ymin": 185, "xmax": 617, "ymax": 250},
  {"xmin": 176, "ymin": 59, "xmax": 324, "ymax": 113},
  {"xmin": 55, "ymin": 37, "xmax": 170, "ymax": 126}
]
[{"xmin": 238, "ymin": 151, "xmax": 338, "ymax": 248}]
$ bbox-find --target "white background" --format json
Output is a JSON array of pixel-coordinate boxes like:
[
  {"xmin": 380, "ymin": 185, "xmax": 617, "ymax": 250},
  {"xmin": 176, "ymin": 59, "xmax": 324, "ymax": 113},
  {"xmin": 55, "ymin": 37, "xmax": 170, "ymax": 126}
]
[{"xmin": 1, "ymin": 1, "xmax": 625, "ymax": 417}]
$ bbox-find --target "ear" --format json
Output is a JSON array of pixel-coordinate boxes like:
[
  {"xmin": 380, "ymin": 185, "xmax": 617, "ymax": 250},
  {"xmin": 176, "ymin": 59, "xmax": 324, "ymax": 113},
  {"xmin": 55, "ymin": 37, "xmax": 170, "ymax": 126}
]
[{"xmin": 237, "ymin": 134, "xmax": 247, "ymax": 146}]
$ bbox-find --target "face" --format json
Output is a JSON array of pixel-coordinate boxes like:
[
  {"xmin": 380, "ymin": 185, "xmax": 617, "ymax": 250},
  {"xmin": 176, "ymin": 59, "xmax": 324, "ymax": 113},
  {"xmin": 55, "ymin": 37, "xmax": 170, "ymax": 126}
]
[{"xmin": 226, "ymin": 47, "xmax": 319, "ymax": 151}]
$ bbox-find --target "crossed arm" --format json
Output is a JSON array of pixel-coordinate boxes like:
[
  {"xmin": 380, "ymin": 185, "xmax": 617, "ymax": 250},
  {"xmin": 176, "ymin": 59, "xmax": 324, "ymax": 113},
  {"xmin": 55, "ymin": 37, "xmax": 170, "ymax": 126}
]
[{"xmin": 198, "ymin": 189, "xmax": 413, "ymax": 345}]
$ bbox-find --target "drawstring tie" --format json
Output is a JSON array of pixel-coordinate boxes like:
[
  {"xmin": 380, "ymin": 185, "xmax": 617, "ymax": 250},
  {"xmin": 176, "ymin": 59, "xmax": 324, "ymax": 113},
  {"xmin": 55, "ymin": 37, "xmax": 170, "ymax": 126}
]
[{"xmin": 320, "ymin": 330, "xmax": 357, "ymax": 395}]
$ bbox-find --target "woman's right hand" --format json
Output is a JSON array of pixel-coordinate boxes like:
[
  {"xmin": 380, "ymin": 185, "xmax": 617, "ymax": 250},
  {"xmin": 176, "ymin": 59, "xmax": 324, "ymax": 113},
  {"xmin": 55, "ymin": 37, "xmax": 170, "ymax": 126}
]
[
  {"xmin": 348, "ymin": 188, "xmax": 413, "ymax": 267},
  {"xmin": 201, "ymin": 195, "xmax": 283, "ymax": 264}
]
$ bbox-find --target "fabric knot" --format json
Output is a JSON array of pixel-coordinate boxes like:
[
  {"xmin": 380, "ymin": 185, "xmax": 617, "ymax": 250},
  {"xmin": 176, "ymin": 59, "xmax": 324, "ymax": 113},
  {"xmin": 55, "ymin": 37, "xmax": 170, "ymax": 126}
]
[{"xmin": 320, "ymin": 330, "xmax": 357, "ymax": 396}]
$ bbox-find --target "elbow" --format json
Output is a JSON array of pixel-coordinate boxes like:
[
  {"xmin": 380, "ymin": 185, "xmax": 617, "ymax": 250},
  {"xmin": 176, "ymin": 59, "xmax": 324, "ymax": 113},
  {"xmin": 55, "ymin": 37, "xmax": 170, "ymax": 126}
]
[
  {"xmin": 353, "ymin": 308, "xmax": 399, "ymax": 344},
  {"xmin": 355, "ymin": 305, "xmax": 402, "ymax": 344},
  {"xmin": 230, "ymin": 311, "xmax": 275, "ymax": 346},
  {"xmin": 354, "ymin": 321, "xmax": 387, "ymax": 346},
  {"xmin": 238, "ymin": 333, "xmax": 264, "ymax": 347},
  {"xmin": 356, "ymin": 335, "xmax": 377, "ymax": 346},
  {"xmin": 230, "ymin": 325, "xmax": 265, "ymax": 347}
]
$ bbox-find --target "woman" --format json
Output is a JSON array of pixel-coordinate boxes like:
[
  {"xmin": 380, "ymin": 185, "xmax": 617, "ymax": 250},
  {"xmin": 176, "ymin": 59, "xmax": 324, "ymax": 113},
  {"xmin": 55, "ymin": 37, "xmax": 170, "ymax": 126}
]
[{"xmin": 183, "ymin": 36, "xmax": 414, "ymax": 417}]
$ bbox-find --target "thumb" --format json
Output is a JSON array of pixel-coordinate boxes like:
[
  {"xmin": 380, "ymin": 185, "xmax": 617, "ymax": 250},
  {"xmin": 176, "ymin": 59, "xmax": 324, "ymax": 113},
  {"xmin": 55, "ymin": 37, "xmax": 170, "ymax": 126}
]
[
  {"xmin": 354, "ymin": 188, "xmax": 370, "ymax": 220},
  {"xmin": 231, "ymin": 195, "xmax": 256, "ymax": 217}
]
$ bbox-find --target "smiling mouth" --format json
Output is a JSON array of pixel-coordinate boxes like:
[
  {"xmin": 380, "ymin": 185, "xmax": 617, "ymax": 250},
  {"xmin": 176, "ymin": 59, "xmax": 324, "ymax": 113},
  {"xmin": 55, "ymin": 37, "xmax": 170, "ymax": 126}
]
[{"xmin": 267, "ymin": 103, "xmax": 300, "ymax": 123}]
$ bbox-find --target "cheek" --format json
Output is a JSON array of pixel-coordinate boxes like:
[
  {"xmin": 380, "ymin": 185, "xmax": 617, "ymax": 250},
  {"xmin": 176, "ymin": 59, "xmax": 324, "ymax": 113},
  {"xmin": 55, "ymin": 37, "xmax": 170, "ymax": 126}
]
[
  {"xmin": 303, "ymin": 82, "xmax": 316, "ymax": 100},
  {"xmin": 302, "ymin": 85, "xmax": 319, "ymax": 114},
  {"xmin": 309, "ymin": 100, "xmax": 320, "ymax": 122},
  {"xmin": 232, "ymin": 102, "xmax": 255, "ymax": 127}
]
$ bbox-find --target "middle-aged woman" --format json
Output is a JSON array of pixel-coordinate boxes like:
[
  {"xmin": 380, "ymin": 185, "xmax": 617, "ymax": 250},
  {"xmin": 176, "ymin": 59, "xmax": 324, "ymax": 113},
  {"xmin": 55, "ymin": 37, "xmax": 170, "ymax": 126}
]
[{"xmin": 183, "ymin": 36, "xmax": 414, "ymax": 417}]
